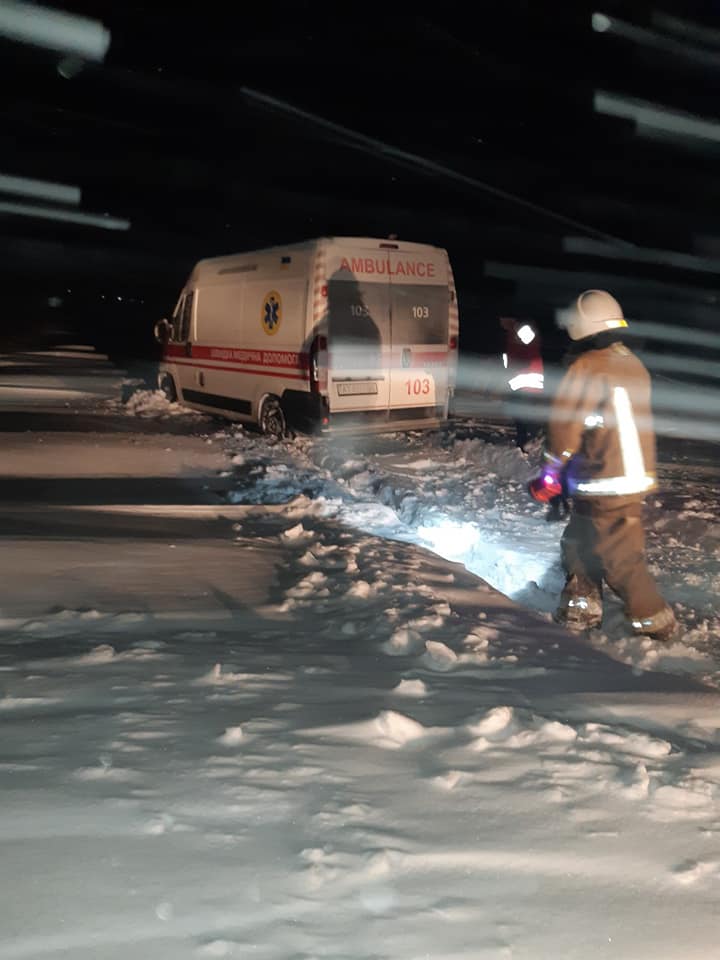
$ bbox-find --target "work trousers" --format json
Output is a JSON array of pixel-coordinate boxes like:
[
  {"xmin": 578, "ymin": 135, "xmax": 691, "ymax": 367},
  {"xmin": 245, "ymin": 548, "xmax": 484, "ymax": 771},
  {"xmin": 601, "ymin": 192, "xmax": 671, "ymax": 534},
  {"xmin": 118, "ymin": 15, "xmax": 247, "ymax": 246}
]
[{"xmin": 560, "ymin": 498, "xmax": 666, "ymax": 620}]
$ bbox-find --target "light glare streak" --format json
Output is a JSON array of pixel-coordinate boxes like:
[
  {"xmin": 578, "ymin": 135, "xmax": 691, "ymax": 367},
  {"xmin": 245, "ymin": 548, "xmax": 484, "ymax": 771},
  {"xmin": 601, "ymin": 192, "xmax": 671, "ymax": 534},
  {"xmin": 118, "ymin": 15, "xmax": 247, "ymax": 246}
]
[
  {"xmin": 0, "ymin": 201, "xmax": 130, "ymax": 230},
  {"xmin": 0, "ymin": 172, "xmax": 80, "ymax": 205},
  {"xmin": 454, "ymin": 356, "xmax": 720, "ymax": 443},
  {"xmin": 0, "ymin": 0, "xmax": 110, "ymax": 61},
  {"xmin": 652, "ymin": 11, "xmax": 720, "ymax": 52},
  {"xmin": 563, "ymin": 236, "xmax": 720, "ymax": 275},
  {"xmin": 592, "ymin": 10, "xmax": 720, "ymax": 68},
  {"xmin": 594, "ymin": 91, "xmax": 720, "ymax": 145}
]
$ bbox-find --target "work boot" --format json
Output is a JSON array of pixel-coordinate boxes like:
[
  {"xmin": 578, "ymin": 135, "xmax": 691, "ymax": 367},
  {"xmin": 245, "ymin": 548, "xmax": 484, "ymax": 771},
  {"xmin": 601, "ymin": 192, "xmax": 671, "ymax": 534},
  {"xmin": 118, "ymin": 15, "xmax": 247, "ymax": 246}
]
[
  {"xmin": 546, "ymin": 494, "xmax": 570, "ymax": 523},
  {"xmin": 554, "ymin": 574, "xmax": 603, "ymax": 630},
  {"xmin": 628, "ymin": 604, "xmax": 679, "ymax": 642}
]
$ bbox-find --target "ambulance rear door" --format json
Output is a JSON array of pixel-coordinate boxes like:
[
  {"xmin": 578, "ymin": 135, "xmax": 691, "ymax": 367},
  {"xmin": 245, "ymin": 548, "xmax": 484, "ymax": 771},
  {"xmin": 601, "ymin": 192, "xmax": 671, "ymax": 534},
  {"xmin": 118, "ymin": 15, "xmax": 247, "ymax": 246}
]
[
  {"xmin": 387, "ymin": 247, "xmax": 450, "ymax": 415},
  {"xmin": 324, "ymin": 247, "xmax": 391, "ymax": 414}
]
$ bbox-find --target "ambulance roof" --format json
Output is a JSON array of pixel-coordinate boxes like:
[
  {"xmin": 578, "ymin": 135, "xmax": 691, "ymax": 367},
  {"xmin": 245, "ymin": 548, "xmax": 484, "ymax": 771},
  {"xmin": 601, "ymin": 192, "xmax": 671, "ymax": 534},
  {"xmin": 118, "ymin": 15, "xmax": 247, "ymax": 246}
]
[{"xmin": 192, "ymin": 237, "xmax": 445, "ymax": 277}]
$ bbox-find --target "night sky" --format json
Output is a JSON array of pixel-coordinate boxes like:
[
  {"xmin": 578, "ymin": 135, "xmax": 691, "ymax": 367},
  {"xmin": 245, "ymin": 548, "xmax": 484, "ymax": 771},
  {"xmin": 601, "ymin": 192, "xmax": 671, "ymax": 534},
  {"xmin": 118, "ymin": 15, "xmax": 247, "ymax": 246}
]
[{"xmin": 2, "ymin": 0, "xmax": 720, "ymax": 366}]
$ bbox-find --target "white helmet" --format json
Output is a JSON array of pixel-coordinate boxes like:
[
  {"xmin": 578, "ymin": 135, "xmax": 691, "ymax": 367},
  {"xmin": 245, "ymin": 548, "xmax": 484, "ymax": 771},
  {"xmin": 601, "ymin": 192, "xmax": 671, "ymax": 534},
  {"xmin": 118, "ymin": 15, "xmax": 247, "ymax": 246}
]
[{"xmin": 557, "ymin": 289, "xmax": 628, "ymax": 341}]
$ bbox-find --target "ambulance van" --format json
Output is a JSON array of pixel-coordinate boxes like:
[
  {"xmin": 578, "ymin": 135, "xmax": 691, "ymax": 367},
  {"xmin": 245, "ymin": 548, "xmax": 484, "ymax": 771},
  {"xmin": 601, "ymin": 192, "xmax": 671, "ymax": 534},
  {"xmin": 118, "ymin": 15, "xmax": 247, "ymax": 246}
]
[{"xmin": 154, "ymin": 236, "xmax": 459, "ymax": 435}]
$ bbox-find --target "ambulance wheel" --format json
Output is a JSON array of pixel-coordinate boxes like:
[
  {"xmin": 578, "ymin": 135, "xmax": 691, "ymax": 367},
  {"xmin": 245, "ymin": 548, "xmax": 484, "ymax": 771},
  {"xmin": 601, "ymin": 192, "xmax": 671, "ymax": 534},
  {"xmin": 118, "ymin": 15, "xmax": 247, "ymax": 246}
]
[
  {"xmin": 159, "ymin": 373, "xmax": 177, "ymax": 403},
  {"xmin": 259, "ymin": 396, "xmax": 287, "ymax": 439}
]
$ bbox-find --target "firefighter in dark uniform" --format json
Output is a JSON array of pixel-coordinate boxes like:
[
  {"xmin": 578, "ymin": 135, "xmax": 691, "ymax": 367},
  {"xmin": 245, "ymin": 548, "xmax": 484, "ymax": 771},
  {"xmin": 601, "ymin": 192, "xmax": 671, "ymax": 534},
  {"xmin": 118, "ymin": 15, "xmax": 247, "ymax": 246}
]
[{"xmin": 529, "ymin": 290, "xmax": 677, "ymax": 640}]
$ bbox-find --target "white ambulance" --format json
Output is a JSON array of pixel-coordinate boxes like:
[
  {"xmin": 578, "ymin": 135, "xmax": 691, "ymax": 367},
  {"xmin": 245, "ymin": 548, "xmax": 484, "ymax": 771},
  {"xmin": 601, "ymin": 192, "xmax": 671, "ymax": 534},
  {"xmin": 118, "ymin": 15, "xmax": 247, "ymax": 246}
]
[{"xmin": 154, "ymin": 236, "xmax": 459, "ymax": 435}]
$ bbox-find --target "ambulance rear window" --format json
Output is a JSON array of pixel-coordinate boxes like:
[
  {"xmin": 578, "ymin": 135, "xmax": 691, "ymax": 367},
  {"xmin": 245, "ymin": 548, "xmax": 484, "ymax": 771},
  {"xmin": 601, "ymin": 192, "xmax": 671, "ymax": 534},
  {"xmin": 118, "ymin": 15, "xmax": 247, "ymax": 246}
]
[{"xmin": 391, "ymin": 284, "xmax": 449, "ymax": 345}]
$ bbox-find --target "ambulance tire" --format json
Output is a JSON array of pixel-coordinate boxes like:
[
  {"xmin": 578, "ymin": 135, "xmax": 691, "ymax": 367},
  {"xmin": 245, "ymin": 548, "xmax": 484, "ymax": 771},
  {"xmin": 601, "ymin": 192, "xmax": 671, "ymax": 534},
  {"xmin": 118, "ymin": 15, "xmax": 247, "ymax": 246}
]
[
  {"xmin": 159, "ymin": 373, "xmax": 177, "ymax": 403},
  {"xmin": 259, "ymin": 396, "xmax": 287, "ymax": 439}
]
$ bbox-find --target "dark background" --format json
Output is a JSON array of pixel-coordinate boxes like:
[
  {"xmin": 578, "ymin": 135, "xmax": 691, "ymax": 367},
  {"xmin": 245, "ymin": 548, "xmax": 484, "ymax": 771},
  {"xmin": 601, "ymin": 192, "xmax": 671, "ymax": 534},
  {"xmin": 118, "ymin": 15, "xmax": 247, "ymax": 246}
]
[{"xmin": 2, "ymin": 0, "xmax": 719, "ymax": 377}]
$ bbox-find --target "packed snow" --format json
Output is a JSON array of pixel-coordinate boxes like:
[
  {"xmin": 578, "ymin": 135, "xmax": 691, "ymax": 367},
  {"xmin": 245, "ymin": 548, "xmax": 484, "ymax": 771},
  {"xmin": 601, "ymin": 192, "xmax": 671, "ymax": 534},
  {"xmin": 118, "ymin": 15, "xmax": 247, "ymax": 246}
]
[{"xmin": 1, "ymin": 345, "xmax": 719, "ymax": 959}]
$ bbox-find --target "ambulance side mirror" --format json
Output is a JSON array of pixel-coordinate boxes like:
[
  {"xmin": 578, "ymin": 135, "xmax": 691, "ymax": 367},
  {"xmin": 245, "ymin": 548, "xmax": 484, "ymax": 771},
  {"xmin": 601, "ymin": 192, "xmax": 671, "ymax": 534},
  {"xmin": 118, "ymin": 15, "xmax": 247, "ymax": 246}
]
[{"xmin": 154, "ymin": 318, "xmax": 171, "ymax": 344}]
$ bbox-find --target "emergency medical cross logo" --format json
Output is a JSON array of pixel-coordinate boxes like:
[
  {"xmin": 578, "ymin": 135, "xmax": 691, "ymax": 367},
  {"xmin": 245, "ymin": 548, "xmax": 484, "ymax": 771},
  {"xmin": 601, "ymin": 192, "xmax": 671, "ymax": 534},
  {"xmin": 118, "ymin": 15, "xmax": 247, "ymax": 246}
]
[{"xmin": 261, "ymin": 291, "xmax": 281, "ymax": 336}]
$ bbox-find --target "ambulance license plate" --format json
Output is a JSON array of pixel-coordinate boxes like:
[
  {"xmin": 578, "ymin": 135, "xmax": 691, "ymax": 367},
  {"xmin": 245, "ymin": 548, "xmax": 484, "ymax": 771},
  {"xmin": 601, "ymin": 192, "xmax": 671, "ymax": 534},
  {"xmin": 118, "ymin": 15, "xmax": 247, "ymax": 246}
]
[{"xmin": 336, "ymin": 381, "xmax": 378, "ymax": 396}]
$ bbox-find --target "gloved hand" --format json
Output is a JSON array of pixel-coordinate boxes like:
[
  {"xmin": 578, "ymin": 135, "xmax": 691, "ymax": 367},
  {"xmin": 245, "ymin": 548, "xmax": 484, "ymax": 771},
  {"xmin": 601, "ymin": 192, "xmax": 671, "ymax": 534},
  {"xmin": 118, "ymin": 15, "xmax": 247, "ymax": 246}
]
[{"xmin": 528, "ymin": 468, "xmax": 563, "ymax": 503}]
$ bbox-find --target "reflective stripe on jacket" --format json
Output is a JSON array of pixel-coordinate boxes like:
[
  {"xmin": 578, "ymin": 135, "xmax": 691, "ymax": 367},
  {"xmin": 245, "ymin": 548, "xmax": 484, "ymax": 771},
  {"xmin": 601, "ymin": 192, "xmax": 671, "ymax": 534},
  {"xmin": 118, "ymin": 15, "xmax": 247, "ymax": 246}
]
[
  {"xmin": 507, "ymin": 355, "xmax": 544, "ymax": 392},
  {"xmin": 547, "ymin": 341, "xmax": 656, "ymax": 501}
]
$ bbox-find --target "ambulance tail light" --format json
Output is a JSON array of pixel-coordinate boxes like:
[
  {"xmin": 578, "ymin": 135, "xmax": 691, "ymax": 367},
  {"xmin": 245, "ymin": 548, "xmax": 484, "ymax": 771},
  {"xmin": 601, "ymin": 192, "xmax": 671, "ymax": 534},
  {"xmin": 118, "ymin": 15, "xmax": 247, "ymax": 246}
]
[
  {"xmin": 310, "ymin": 335, "xmax": 327, "ymax": 395},
  {"xmin": 449, "ymin": 335, "xmax": 458, "ymax": 350}
]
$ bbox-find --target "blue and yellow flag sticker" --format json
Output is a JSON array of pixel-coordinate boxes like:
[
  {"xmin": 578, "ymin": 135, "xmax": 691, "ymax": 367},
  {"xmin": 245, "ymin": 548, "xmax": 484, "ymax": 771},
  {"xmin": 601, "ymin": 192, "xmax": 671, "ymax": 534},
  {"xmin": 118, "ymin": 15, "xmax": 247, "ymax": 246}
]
[{"xmin": 261, "ymin": 291, "xmax": 281, "ymax": 336}]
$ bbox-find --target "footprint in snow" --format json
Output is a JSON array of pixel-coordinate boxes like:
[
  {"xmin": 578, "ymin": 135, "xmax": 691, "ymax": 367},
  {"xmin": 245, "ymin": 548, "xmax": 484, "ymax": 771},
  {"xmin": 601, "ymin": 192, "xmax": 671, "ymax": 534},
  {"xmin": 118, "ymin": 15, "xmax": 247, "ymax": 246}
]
[
  {"xmin": 671, "ymin": 858, "xmax": 719, "ymax": 884},
  {"xmin": 74, "ymin": 764, "xmax": 141, "ymax": 782},
  {"xmin": 124, "ymin": 730, "xmax": 175, "ymax": 741},
  {"xmin": 432, "ymin": 769, "xmax": 464, "ymax": 790},
  {"xmin": 195, "ymin": 940, "xmax": 239, "ymax": 957}
]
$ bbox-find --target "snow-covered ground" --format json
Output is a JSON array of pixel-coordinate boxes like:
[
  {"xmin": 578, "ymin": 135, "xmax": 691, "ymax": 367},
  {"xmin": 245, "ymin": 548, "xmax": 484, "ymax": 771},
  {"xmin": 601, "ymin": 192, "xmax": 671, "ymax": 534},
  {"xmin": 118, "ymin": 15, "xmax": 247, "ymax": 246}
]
[{"xmin": 1, "ymin": 346, "xmax": 719, "ymax": 959}]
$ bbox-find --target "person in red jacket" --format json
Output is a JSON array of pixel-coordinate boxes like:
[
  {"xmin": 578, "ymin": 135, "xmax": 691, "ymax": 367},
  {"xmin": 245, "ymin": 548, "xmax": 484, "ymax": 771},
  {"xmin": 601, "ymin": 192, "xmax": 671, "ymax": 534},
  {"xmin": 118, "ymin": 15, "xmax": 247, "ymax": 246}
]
[{"xmin": 500, "ymin": 317, "xmax": 544, "ymax": 452}]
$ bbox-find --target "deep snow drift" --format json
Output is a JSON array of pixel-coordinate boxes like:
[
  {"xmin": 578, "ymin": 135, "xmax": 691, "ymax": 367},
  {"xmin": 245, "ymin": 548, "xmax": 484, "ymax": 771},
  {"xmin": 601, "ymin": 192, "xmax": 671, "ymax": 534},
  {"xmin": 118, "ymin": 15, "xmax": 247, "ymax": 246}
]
[{"xmin": 1, "ymin": 347, "xmax": 719, "ymax": 960}]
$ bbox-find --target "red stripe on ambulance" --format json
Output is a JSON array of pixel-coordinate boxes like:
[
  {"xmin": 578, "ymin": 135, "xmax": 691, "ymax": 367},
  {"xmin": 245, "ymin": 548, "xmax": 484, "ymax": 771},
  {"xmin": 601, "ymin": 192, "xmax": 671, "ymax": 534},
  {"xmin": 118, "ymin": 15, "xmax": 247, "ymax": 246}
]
[{"xmin": 165, "ymin": 343, "xmax": 309, "ymax": 371}]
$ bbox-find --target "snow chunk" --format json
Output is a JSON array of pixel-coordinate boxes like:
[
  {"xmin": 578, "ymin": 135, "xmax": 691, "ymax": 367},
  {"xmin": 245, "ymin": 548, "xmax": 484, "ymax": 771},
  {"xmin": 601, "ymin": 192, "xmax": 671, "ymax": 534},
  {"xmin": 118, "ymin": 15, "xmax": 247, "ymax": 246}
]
[
  {"xmin": 286, "ymin": 571, "xmax": 329, "ymax": 599},
  {"xmin": 217, "ymin": 726, "xmax": 244, "ymax": 746},
  {"xmin": 345, "ymin": 580, "xmax": 373, "ymax": 599},
  {"xmin": 374, "ymin": 710, "xmax": 426, "ymax": 747},
  {"xmin": 623, "ymin": 762, "xmax": 651, "ymax": 800},
  {"xmin": 392, "ymin": 678, "xmax": 428, "ymax": 697},
  {"xmin": 463, "ymin": 626, "xmax": 498, "ymax": 649},
  {"xmin": 78, "ymin": 608, "xmax": 103, "ymax": 621},
  {"xmin": 582, "ymin": 723, "xmax": 672, "ymax": 759},
  {"xmin": 196, "ymin": 941, "xmax": 238, "ymax": 957},
  {"xmin": 537, "ymin": 720, "xmax": 578, "ymax": 743},
  {"xmin": 468, "ymin": 705, "xmax": 516, "ymax": 739},
  {"xmin": 432, "ymin": 601, "xmax": 452, "ymax": 617},
  {"xmin": 195, "ymin": 664, "xmax": 246, "ymax": 686},
  {"xmin": 422, "ymin": 640, "xmax": 458, "ymax": 671},
  {"xmin": 123, "ymin": 389, "xmax": 194, "ymax": 419},
  {"xmin": 155, "ymin": 901, "xmax": 173, "ymax": 921},
  {"xmin": 298, "ymin": 550, "xmax": 319, "ymax": 567},
  {"xmin": 407, "ymin": 614, "xmax": 447, "ymax": 632},
  {"xmin": 382, "ymin": 627, "xmax": 423, "ymax": 656},
  {"xmin": 74, "ymin": 765, "xmax": 140, "ymax": 782},
  {"xmin": 653, "ymin": 785, "xmax": 713, "ymax": 811},
  {"xmin": 311, "ymin": 542, "xmax": 340, "ymax": 556},
  {"xmin": 281, "ymin": 522, "xmax": 311, "ymax": 541},
  {"xmin": 433, "ymin": 770, "xmax": 463, "ymax": 790},
  {"xmin": 403, "ymin": 458, "xmax": 440, "ymax": 471},
  {"xmin": 0, "ymin": 696, "xmax": 62, "ymax": 710},
  {"xmin": 75, "ymin": 644, "xmax": 116, "ymax": 664},
  {"xmin": 297, "ymin": 708, "xmax": 429, "ymax": 749}
]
